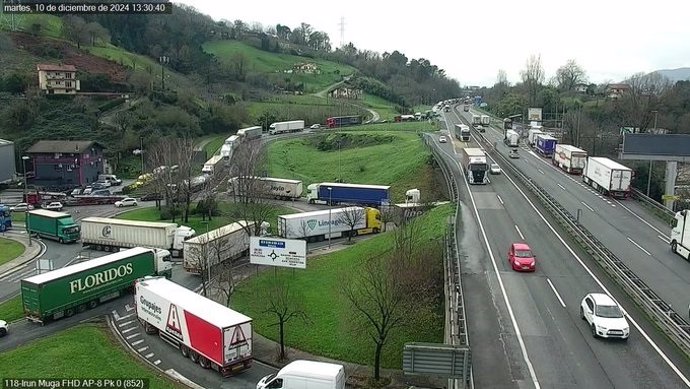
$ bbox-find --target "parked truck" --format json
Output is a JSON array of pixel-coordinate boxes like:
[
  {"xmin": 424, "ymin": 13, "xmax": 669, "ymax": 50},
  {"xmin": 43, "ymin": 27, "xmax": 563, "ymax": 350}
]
[
  {"xmin": 527, "ymin": 129, "xmax": 545, "ymax": 147},
  {"xmin": 326, "ymin": 116, "xmax": 362, "ymax": 128},
  {"xmin": 671, "ymin": 209, "xmax": 690, "ymax": 261},
  {"xmin": 278, "ymin": 207, "xmax": 382, "ymax": 243},
  {"xmin": 460, "ymin": 148, "xmax": 488, "ymax": 185},
  {"xmin": 472, "ymin": 114, "xmax": 481, "ymax": 126},
  {"xmin": 237, "ymin": 125, "xmax": 263, "ymax": 141},
  {"xmin": 553, "ymin": 144, "xmax": 587, "ymax": 174},
  {"xmin": 220, "ymin": 135, "xmax": 240, "ymax": 160},
  {"xmin": 481, "ymin": 114, "xmax": 491, "ymax": 126},
  {"xmin": 257, "ymin": 360, "xmax": 345, "ymax": 389},
  {"xmin": 535, "ymin": 134, "xmax": 557, "ymax": 157},
  {"xmin": 582, "ymin": 157, "xmax": 632, "ymax": 198},
  {"xmin": 80, "ymin": 217, "xmax": 195, "ymax": 257},
  {"xmin": 454, "ymin": 124, "xmax": 470, "ymax": 141},
  {"xmin": 183, "ymin": 221, "xmax": 253, "ymax": 274},
  {"xmin": 230, "ymin": 176, "xmax": 303, "ymax": 200},
  {"xmin": 21, "ymin": 247, "xmax": 171, "ymax": 323},
  {"xmin": 27, "ymin": 209, "xmax": 80, "ymax": 244},
  {"xmin": 306, "ymin": 182, "xmax": 391, "ymax": 206},
  {"xmin": 269, "ymin": 120, "xmax": 305, "ymax": 135},
  {"xmin": 504, "ymin": 129, "xmax": 519, "ymax": 147},
  {"xmin": 135, "ymin": 276, "xmax": 253, "ymax": 376},
  {"xmin": 202, "ymin": 155, "xmax": 224, "ymax": 175}
]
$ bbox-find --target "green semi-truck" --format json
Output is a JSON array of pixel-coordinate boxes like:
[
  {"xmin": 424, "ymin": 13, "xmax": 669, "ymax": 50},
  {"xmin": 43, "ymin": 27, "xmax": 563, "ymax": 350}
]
[
  {"xmin": 21, "ymin": 247, "xmax": 172, "ymax": 323},
  {"xmin": 26, "ymin": 209, "xmax": 80, "ymax": 244}
]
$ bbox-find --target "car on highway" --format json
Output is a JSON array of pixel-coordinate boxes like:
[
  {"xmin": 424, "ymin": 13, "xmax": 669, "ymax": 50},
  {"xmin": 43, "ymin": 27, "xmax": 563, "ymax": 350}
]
[
  {"xmin": 114, "ymin": 197, "xmax": 138, "ymax": 207},
  {"xmin": 439, "ymin": 135, "xmax": 448, "ymax": 143},
  {"xmin": 43, "ymin": 201, "xmax": 64, "ymax": 211},
  {"xmin": 508, "ymin": 242, "xmax": 535, "ymax": 272},
  {"xmin": 310, "ymin": 124, "xmax": 321, "ymax": 129},
  {"xmin": 580, "ymin": 293, "xmax": 629, "ymax": 340},
  {"xmin": 10, "ymin": 203, "xmax": 33, "ymax": 212},
  {"xmin": 476, "ymin": 125, "xmax": 485, "ymax": 132},
  {"xmin": 490, "ymin": 163, "xmax": 502, "ymax": 175},
  {"xmin": 0, "ymin": 319, "xmax": 7, "ymax": 337}
]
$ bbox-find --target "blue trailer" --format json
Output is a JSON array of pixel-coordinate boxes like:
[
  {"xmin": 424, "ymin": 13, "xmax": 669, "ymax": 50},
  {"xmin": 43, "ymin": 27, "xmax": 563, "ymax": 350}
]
[
  {"xmin": 306, "ymin": 183, "xmax": 391, "ymax": 206},
  {"xmin": 0, "ymin": 204, "xmax": 11, "ymax": 232},
  {"xmin": 535, "ymin": 134, "xmax": 557, "ymax": 158}
]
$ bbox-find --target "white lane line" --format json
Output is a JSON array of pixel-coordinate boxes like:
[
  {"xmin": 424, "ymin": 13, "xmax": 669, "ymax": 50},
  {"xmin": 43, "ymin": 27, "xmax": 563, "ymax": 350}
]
[
  {"xmin": 497, "ymin": 194, "xmax": 504, "ymax": 205},
  {"xmin": 538, "ymin": 169, "xmax": 545, "ymax": 175},
  {"xmin": 118, "ymin": 320, "xmax": 135, "ymax": 327},
  {"xmin": 499, "ymin": 170, "xmax": 690, "ymax": 387},
  {"xmin": 126, "ymin": 333, "xmax": 140, "ymax": 340},
  {"xmin": 658, "ymin": 235, "xmax": 671, "ymax": 244},
  {"xmin": 627, "ymin": 237, "xmax": 652, "ymax": 256},
  {"xmin": 119, "ymin": 313, "xmax": 135, "ymax": 320},
  {"xmin": 145, "ymin": 353, "xmax": 154, "ymax": 358},
  {"xmin": 580, "ymin": 201, "xmax": 595, "ymax": 212},
  {"xmin": 137, "ymin": 346, "xmax": 149, "ymax": 352},
  {"xmin": 515, "ymin": 225, "xmax": 525, "ymax": 240},
  {"xmin": 121, "ymin": 327, "xmax": 138, "ymax": 334},
  {"xmin": 112, "ymin": 310, "xmax": 121, "ymax": 321},
  {"xmin": 154, "ymin": 360, "xmax": 161, "ymax": 365},
  {"xmin": 616, "ymin": 200, "xmax": 671, "ymax": 240},
  {"xmin": 131, "ymin": 340, "xmax": 144, "ymax": 346},
  {"xmin": 546, "ymin": 279, "xmax": 566, "ymax": 308},
  {"xmin": 558, "ymin": 184, "xmax": 566, "ymax": 190}
]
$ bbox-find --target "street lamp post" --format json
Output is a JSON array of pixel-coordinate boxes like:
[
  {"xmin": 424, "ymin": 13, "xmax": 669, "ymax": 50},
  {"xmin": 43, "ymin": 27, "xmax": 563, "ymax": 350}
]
[
  {"xmin": 205, "ymin": 221, "xmax": 211, "ymax": 292},
  {"xmin": 647, "ymin": 110, "xmax": 659, "ymax": 196},
  {"xmin": 21, "ymin": 156, "xmax": 32, "ymax": 247},
  {"xmin": 327, "ymin": 187, "xmax": 332, "ymax": 249}
]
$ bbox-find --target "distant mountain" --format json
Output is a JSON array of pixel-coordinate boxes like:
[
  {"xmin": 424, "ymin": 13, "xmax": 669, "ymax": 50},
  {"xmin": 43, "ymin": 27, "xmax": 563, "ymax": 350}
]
[{"xmin": 650, "ymin": 67, "xmax": 690, "ymax": 83}]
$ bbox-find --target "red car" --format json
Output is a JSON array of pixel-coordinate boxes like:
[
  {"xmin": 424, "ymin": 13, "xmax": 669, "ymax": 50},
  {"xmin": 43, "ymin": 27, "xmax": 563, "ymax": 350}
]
[{"xmin": 509, "ymin": 243, "xmax": 536, "ymax": 272}]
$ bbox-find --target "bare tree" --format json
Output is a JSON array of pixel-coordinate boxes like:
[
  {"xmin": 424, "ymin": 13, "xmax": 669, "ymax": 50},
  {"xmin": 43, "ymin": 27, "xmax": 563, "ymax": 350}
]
[
  {"xmin": 496, "ymin": 69, "xmax": 509, "ymax": 86},
  {"xmin": 520, "ymin": 54, "xmax": 545, "ymax": 106},
  {"xmin": 262, "ymin": 272, "xmax": 308, "ymax": 361},
  {"xmin": 618, "ymin": 72, "xmax": 671, "ymax": 131},
  {"xmin": 336, "ymin": 207, "xmax": 365, "ymax": 242},
  {"xmin": 556, "ymin": 59, "xmax": 588, "ymax": 91},
  {"xmin": 209, "ymin": 223, "xmax": 249, "ymax": 306},
  {"xmin": 185, "ymin": 232, "xmax": 212, "ymax": 297}
]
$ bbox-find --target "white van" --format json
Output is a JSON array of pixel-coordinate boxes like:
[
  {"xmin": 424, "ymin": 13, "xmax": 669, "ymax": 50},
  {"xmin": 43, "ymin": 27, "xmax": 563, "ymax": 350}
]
[
  {"xmin": 257, "ymin": 360, "xmax": 345, "ymax": 389},
  {"xmin": 98, "ymin": 174, "xmax": 122, "ymax": 186}
]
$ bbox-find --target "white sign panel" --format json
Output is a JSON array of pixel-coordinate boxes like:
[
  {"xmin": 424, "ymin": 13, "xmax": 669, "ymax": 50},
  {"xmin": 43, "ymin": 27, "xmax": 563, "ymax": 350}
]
[
  {"xmin": 250, "ymin": 237, "xmax": 307, "ymax": 269},
  {"xmin": 528, "ymin": 108, "xmax": 542, "ymax": 122}
]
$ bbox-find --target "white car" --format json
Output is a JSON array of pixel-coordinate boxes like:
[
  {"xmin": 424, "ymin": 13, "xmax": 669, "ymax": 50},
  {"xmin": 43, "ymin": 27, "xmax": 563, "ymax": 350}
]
[
  {"xmin": 10, "ymin": 203, "xmax": 33, "ymax": 212},
  {"xmin": 490, "ymin": 163, "xmax": 502, "ymax": 175},
  {"xmin": 0, "ymin": 319, "xmax": 7, "ymax": 337},
  {"xmin": 439, "ymin": 136, "xmax": 448, "ymax": 143},
  {"xmin": 44, "ymin": 202, "xmax": 63, "ymax": 211},
  {"xmin": 310, "ymin": 124, "xmax": 321, "ymax": 129},
  {"xmin": 580, "ymin": 293, "xmax": 629, "ymax": 340},
  {"xmin": 115, "ymin": 197, "xmax": 138, "ymax": 208}
]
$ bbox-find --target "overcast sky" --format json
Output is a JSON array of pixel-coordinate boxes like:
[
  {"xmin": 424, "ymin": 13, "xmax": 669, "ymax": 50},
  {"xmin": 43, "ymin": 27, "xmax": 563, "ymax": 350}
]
[{"xmin": 179, "ymin": 0, "xmax": 690, "ymax": 87}]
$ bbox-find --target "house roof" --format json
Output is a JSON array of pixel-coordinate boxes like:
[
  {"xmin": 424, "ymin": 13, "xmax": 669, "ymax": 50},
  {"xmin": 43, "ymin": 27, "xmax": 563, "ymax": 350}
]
[
  {"xmin": 37, "ymin": 64, "xmax": 77, "ymax": 72},
  {"xmin": 607, "ymin": 83, "xmax": 630, "ymax": 90},
  {"xmin": 26, "ymin": 140, "xmax": 104, "ymax": 154}
]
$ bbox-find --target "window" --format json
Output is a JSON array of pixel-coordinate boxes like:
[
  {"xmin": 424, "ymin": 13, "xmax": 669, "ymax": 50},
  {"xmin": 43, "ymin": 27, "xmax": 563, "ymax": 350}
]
[
  {"xmin": 267, "ymin": 379, "xmax": 283, "ymax": 389},
  {"xmin": 585, "ymin": 298, "xmax": 594, "ymax": 311}
]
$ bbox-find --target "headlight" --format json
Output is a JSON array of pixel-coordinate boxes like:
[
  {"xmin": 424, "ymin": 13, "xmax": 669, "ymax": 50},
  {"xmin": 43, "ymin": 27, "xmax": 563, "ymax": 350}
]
[
  {"xmin": 596, "ymin": 324, "xmax": 607, "ymax": 331},
  {"xmin": 514, "ymin": 260, "xmax": 520, "ymax": 266}
]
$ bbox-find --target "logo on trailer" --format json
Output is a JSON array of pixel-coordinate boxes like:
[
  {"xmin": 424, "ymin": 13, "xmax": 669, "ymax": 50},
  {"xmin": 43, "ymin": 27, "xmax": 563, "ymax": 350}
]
[
  {"xmin": 101, "ymin": 225, "xmax": 112, "ymax": 238},
  {"xmin": 230, "ymin": 326, "xmax": 247, "ymax": 347},
  {"xmin": 166, "ymin": 304, "xmax": 184, "ymax": 341},
  {"xmin": 306, "ymin": 219, "xmax": 318, "ymax": 230}
]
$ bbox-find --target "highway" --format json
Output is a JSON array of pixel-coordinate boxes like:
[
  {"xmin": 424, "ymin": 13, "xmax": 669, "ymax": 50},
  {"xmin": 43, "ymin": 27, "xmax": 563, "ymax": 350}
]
[{"xmin": 434, "ymin": 107, "xmax": 690, "ymax": 388}]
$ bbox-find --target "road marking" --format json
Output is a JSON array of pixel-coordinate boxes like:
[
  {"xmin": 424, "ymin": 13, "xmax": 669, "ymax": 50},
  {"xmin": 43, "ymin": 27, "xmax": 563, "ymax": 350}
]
[
  {"xmin": 497, "ymin": 194, "xmax": 504, "ymax": 205},
  {"xmin": 546, "ymin": 278, "xmax": 566, "ymax": 308},
  {"xmin": 118, "ymin": 320, "xmax": 135, "ymax": 327},
  {"xmin": 515, "ymin": 225, "xmax": 525, "ymax": 240},
  {"xmin": 126, "ymin": 333, "xmax": 140, "ymax": 340},
  {"xmin": 137, "ymin": 346, "xmax": 149, "ymax": 352},
  {"xmin": 121, "ymin": 327, "xmax": 138, "ymax": 334},
  {"xmin": 615, "ymin": 200, "xmax": 671, "ymax": 240},
  {"xmin": 145, "ymin": 353, "xmax": 154, "ymax": 358},
  {"xmin": 658, "ymin": 235, "xmax": 671, "ymax": 244},
  {"xmin": 154, "ymin": 360, "xmax": 161, "ymax": 365},
  {"xmin": 125, "ymin": 304, "xmax": 134, "ymax": 312},
  {"xmin": 119, "ymin": 313, "xmax": 135, "ymax": 320},
  {"xmin": 580, "ymin": 201, "xmax": 595, "ymax": 212},
  {"xmin": 112, "ymin": 310, "xmax": 121, "ymax": 321},
  {"xmin": 628, "ymin": 237, "xmax": 652, "ymax": 256},
  {"xmin": 131, "ymin": 340, "xmax": 144, "ymax": 346},
  {"xmin": 538, "ymin": 169, "xmax": 545, "ymax": 175},
  {"xmin": 557, "ymin": 184, "xmax": 566, "ymax": 190}
]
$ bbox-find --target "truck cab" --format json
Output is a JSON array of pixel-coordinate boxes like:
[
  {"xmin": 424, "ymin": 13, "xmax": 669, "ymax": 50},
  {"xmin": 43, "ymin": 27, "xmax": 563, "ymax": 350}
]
[
  {"xmin": 153, "ymin": 249, "xmax": 173, "ymax": 278},
  {"xmin": 172, "ymin": 226, "xmax": 196, "ymax": 256}
]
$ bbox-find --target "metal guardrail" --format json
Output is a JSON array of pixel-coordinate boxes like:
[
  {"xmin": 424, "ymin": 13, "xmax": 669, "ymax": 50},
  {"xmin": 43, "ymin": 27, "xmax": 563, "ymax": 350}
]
[
  {"xmin": 472, "ymin": 132, "xmax": 690, "ymax": 358},
  {"xmin": 630, "ymin": 188, "xmax": 676, "ymax": 225}
]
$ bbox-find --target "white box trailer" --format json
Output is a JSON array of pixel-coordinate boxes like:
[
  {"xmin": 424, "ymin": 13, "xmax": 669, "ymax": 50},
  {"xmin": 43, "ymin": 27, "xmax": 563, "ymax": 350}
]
[
  {"xmin": 504, "ymin": 130, "xmax": 519, "ymax": 147},
  {"xmin": 582, "ymin": 157, "xmax": 632, "ymax": 198},
  {"xmin": 202, "ymin": 155, "xmax": 224, "ymax": 174},
  {"xmin": 527, "ymin": 129, "xmax": 544, "ymax": 147},
  {"xmin": 277, "ymin": 207, "xmax": 382, "ymax": 242},
  {"xmin": 671, "ymin": 210, "xmax": 690, "ymax": 261},
  {"xmin": 135, "ymin": 277, "xmax": 252, "ymax": 376},
  {"xmin": 471, "ymin": 114, "xmax": 481, "ymax": 126},
  {"xmin": 553, "ymin": 144, "xmax": 587, "ymax": 174},
  {"xmin": 480, "ymin": 114, "xmax": 490, "ymax": 126},
  {"xmin": 183, "ymin": 221, "xmax": 253, "ymax": 274},
  {"xmin": 80, "ymin": 217, "xmax": 195, "ymax": 258},
  {"xmin": 230, "ymin": 176, "xmax": 303, "ymax": 200},
  {"xmin": 237, "ymin": 126, "xmax": 262, "ymax": 140},
  {"xmin": 257, "ymin": 360, "xmax": 345, "ymax": 389},
  {"xmin": 269, "ymin": 120, "xmax": 305, "ymax": 135}
]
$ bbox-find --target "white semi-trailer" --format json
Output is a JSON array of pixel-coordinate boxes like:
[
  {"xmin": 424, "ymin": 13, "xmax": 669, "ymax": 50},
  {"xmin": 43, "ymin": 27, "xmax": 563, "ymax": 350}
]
[
  {"xmin": 582, "ymin": 157, "xmax": 632, "ymax": 198},
  {"xmin": 183, "ymin": 221, "xmax": 253, "ymax": 274},
  {"xmin": 269, "ymin": 120, "xmax": 305, "ymax": 135},
  {"xmin": 504, "ymin": 129, "xmax": 519, "ymax": 147},
  {"xmin": 277, "ymin": 207, "xmax": 382, "ymax": 243},
  {"xmin": 80, "ymin": 217, "xmax": 195, "ymax": 257},
  {"xmin": 230, "ymin": 176, "xmax": 303, "ymax": 200},
  {"xmin": 553, "ymin": 144, "xmax": 587, "ymax": 174}
]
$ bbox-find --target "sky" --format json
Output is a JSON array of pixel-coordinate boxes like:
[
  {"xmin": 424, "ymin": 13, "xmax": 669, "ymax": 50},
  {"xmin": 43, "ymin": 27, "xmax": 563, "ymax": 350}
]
[{"xmin": 179, "ymin": 0, "xmax": 690, "ymax": 87}]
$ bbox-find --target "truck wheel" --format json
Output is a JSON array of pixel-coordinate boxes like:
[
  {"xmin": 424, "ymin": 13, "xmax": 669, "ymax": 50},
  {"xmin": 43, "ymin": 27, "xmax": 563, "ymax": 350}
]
[
  {"xmin": 77, "ymin": 304, "xmax": 86, "ymax": 313},
  {"xmin": 180, "ymin": 345, "xmax": 190, "ymax": 358},
  {"xmin": 59, "ymin": 238, "xmax": 64, "ymax": 244},
  {"xmin": 672, "ymin": 241, "xmax": 678, "ymax": 253},
  {"xmin": 88, "ymin": 300, "xmax": 98, "ymax": 309},
  {"xmin": 199, "ymin": 356, "xmax": 210, "ymax": 369},
  {"xmin": 0, "ymin": 327, "xmax": 6, "ymax": 337},
  {"xmin": 190, "ymin": 351, "xmax": 199, "ymax": 363},
  {"xmin": 104, "ymin": 246, "xmax": 111, "ymax": 252},
  {"xmin": 65, "ymin": 308, "xmax": 74, "ymax": 317}
]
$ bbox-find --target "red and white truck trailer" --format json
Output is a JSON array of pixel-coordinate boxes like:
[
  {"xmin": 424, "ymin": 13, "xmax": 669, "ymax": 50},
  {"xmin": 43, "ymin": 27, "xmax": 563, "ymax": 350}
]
[
  {"xmin": 553, "ymin": 144, "xmax": 587, "ymax": 174},
  {"xmin": 135, "ymin": 276, "xmax": 253, "ymax": 376},
  {"xmin": 582, "ymin": 157, "xmax": 632, "ymax": 198}
]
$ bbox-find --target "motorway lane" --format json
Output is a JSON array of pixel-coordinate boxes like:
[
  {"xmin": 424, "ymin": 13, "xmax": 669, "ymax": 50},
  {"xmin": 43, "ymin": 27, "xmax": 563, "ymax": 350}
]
[
  {"xmin": 439, "ymin": 108, "xmax": 690, "ymax": 388},
  {"xmin": 478, "ymin": 121, "xmax": 690, "ymax": 322}
]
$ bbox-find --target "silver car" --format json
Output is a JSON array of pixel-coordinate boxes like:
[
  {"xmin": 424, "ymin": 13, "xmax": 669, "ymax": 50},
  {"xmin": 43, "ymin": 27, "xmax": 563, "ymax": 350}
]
[{"xmin": 490, "ymin": 163, "xmax": 502, "ymax": 175}]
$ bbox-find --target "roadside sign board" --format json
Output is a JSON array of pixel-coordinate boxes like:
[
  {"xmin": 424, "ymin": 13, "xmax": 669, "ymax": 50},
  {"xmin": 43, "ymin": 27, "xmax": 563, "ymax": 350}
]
[{"xmin": 250, "ymin": 237, "xmax": 307, "ymax": 269}]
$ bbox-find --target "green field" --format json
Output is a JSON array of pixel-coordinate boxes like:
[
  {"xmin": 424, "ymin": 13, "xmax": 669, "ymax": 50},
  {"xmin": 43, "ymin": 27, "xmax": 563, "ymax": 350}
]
[
  {"xmin": 202, "ymin": 41, "xmax": 356, "ymax": 92},
  {"xmin": 116, "ymin": 201, "xmax": 298, "ymax": 234},
  {"xmin": 2, "ymin": 14, "xmax": 64, "ymax": 38},
  {"xmin": 362, "ymin": 94, "xmax": 399, "ymax": 120},
  {"xmin": 0, "ymin": 237, "xmax": 25, "ymax": 267},
  {"xmin": 0, "ymin": 295, "xmax": 23, "ymax": 323},
  {"xmin": 199, "ymin": 134, "xmax": 227, "ymax": 157},
  {"xmin": 267, "ymin": 129, "xmax": 446, "ymax": 202},
  {"xmin": 0, "ymin": 323, "xmax": 186, "ymax": 388},
  {"xmin": 231, "ymin": 204, "xmax": 452, "ymax": 369}
]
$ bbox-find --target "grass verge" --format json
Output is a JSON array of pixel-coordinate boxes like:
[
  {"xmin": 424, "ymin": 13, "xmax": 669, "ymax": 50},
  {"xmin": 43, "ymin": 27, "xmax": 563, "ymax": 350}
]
[
  {"xmin": 231, "ymin": 204, "xmax": 453, "ymax": 369},
  {"xmin": 0, "ymin": 295, "xmax": 23, "ymax": 323},
  {"xmin": 0, "ymin": 237, "xmax": 25, "ymax": 267},
  {"xmin": 0, "ymin": 323, "xmax": 186, "ymax": 388}
]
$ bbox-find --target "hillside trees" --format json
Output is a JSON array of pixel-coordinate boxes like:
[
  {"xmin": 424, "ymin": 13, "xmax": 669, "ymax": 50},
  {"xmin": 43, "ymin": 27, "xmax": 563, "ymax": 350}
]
[{"xmin": 556, "ymin": 59, "xmax": 588, "ymax": 92}]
